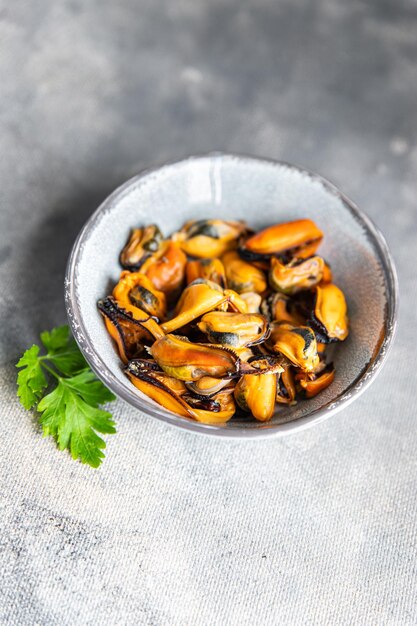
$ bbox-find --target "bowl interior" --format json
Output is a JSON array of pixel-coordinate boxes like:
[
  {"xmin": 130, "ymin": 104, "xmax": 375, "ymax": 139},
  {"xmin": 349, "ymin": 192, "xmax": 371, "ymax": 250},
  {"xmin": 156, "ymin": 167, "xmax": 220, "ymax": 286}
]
[{"xmin": 67, "ymin": 155, "xmax": 394, "ymax": 435}]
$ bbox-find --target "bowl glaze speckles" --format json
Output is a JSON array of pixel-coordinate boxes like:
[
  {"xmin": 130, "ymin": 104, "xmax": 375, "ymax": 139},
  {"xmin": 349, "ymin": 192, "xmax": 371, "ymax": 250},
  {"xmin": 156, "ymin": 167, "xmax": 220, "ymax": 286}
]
[{"xmin": 65, "ymin": 154, "xmax": 398, "ymax": 437}]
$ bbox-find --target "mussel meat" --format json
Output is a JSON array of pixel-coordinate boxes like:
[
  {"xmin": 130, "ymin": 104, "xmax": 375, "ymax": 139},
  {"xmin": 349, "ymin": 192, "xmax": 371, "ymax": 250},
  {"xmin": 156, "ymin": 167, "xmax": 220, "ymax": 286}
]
[
  {"xmin": 239, "ymin": 292, "xmax": 262, "ymax": 313},
  {"xmin": 161, "ymin": 279, "xmax": 247, "ymax": 334},
  {"xmin": 141, "ymin": 239, "xmax": 187, "ymax": 297},
  {"xmin": 295, "ymin": 364, "xmax": 335, "ymax": 398},
  {"xmin": 276, "ymin": 363, "xmax": 297, "ymax": 405},
  {"xmin": 178, "ymin": 219, "xmax": 247, "ymax": 258},
  {"xmin": 222, "ymin": 251, "xmax": 267, "ymax": 294},
  {"xmin": 234, "ymin": 372, "xmax": 277, "ymax": 422},
  {"xmin": 313, "ymin": 284, "xmax": 348, "ymax": 342},
  {"xmin": 321, "ymin": 261, "xmax": 333, "ymax": 284},
  {"xmin": 120, "ymin": 224, "xmax": 164, "ymax": 271},
  {"xmin": 317, "ymin": 342, "xmax": 327, "ymax": 356},
  {"xmin": 126, "ymin": 361, "xmax": 191, "ymax": 417},
  {"xmin": 149, "ymin": 333, "xmax": 240, "ymax": 381},
  {"xmin": 270, "ymin": 322, "xmax": 320, "ymax": 373},
  {"xmin": 101, "ymin": 216, "xmax": 349, "ymax": 422},
  {"xmin": 232, "ymin": 345, "xmax": 255, "ymax": 363},
  {"xmin": 189, "ymin": 389, "xmax": 236, "ymax": 423},
  {"xmin": 198, "ymin": 311, "xmax": 269, "ymax": 348},
  {"xmin": 261, "ymin": 293, "xmax": 304, "ymax": 326},
  {"xmin": 113, "ymin": 270, "xmax": 167, "ymax": 320},
  {"xmin": 186, "ymin": 258, "xmax": 226, "ymax": 288},
  {"xmin": 240, "ymin": 219, "xmax": 323, "ymax": 262},
  {"xmin": 186, "ymin": 376, "xmax": 234, "ymax": 397},
  {"xmin": 269, "ymin": 256, "xmax": 325, "ymax": 294},
  {"xmin": 246, "ymin": 355, "xmax": 284, "ymax": 375},
  {"xmin": 97, "ymin": 297, "xmax": 163, "ymax": 363},
  {"xmin": 126, "ymin": 360, "xmax": 235, "ymax": 422}
]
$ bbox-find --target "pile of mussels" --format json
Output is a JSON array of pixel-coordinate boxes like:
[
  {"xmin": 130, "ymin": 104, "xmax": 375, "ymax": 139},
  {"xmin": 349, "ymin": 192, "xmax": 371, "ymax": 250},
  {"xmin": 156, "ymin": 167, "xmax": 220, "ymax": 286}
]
[{"xmin": 98, "ymin": 219, "xmax": 349, "ymax": 424}]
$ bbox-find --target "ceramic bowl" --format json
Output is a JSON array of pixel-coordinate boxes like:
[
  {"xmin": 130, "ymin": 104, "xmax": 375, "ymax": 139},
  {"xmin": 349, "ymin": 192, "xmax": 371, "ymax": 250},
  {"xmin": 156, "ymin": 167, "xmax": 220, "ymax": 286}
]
[{"xmin": 65, "ymin": 154, "xmax": 398, "ymax": 437}]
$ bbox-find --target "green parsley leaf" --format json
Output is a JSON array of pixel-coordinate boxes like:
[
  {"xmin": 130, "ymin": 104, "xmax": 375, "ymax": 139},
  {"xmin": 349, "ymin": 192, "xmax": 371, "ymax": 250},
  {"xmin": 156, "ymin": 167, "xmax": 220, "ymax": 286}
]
[
  {"xmin": 40, "ymin": 324, "xmax": 87, "ymax": 376},
  {"xmin": 16, "ymin": 325, "xmax": 116, "ymax": 467},
  {"xmin": 16, "ymin": 345, "xmax": 47, "ymax": 409},
  {"xmin": 38, "ymin": 377, "xmax": 116, "ymax": 468},
  {"xmin": 63, "ymin": 369, "xmax": 116, "ymax": 406},
  {"xmin": 40, "ymin": 325, "xmax": 71, "ymax": 351}
]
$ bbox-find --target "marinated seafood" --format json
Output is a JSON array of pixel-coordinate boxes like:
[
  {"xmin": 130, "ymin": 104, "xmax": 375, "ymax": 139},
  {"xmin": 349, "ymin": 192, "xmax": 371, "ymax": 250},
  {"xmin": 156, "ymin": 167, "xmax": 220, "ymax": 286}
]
[{"xmin": 99, "ymin": 217, "xmax": 349, "ymax": 423}]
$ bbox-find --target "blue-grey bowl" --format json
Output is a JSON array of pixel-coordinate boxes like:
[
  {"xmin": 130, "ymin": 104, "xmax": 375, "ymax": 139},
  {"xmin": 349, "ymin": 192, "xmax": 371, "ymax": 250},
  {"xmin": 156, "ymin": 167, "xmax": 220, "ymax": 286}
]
[{"xmin": 65, "ymin": 154, "xmax": 398, "ymax": 437}]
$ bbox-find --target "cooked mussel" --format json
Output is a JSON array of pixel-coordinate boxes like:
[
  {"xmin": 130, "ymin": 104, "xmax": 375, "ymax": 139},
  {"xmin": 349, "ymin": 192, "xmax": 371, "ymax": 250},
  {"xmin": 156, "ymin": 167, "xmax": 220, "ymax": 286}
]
[
  {"xmin": 276, "ymin": 363, "xmax": 297, "ymax": 405},
  {"xmin": 189, "ymin": 389, "xmax": 236, "ymax": 423},
  {"xmin": 186, "ymin": 258, "xmax": 226, "ymax": 288},
  {"xmin": 102, "ymin": 215, "xmax": 349, "ymax": 422},
  {"xmin": 261, "ymin": 293, "xmax": 304, "ymax": 326},
  {"xmin": 126, "ymin": 360, "xmax": 191, "ymax": 417},
  {"xmin": 186, "ymin": 376, "xmax": 234, "ymax": 397},
  {"xmin": 246, "ymin": 355, "xmax": 284, "ymax": 374},
  {"xmin": 113, "ymin": 270, "xmax": 167, "ymax": 320},
  {"xmin": 161, "ymin": 279, "xmax": 225, "ymax": 333},
  {"xmin": 120, "ymin": 224, "xmax": 163, "ymax": 270},
  {"xmin": 126, "ymin": 360, "xmax": 235, "ymax": 422},
  {"xmin": 270, "ymin": 322, "xmax": 320, "ymax": 373},
  {"xmin": 110, "ymin": 275, "xmax": 166, "ymax": 333},
  {"xmin": 141, "ymin": 239, "xmax": 187, "ymax": 297},
  {"xmin": 295, "ymin": 364, "xmax": 335, "ymax": 398},
  {"xmin": 269, "ymin": 256, "xmax": 325, "ymax": 294},
  {"xmin": 149, "ymin": 334, "xmax": 241, "ymax": 381},
  {"xmin": 313, "ymin": 284, "xmax": 348, "ymax": 342},
  {"xmin": 240, "ymin": 292, "xmax": 262, "ymax": 313},
  {"xmin": 233, "ymin": 345, "xmax": 255, "ymax": 363},
  {"xmin": 97, "ymin": 297, "xmax": 163, "ymax": 363},
  {"xmin": 161, "ymin": 279, "xmax": 247, "ymax": 334},
  {"xmin": 234, "ymin": 372, "xmax": 277, "ymax": 422},
  {"xmin": 222, "ymin": 251, "xmax": 267, "ymax": 294},
  {"xmin": 178, "ymin": 219, "xmax": 247, "ymax": 258},
  {"xmin": 240, "ymin": 219, "xmax": 323, "ymax": 262},
  {"xmin": 198, "ymin": 311, "xmax": 269, "ymax": 348},
  {"xmin": 321, "ymin": 261, "xmax": 333, "ymax": 284},
  {"xmin": 127, "ymin": 359, "xmax": 186, "ymax": 392}
]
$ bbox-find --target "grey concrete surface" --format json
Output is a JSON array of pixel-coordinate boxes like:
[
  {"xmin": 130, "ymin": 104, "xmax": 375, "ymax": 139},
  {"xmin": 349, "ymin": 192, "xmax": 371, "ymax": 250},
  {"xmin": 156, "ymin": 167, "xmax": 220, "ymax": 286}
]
[{"xmin": 0, "ymin": 0, "xmax": 416, "ymax": 624}]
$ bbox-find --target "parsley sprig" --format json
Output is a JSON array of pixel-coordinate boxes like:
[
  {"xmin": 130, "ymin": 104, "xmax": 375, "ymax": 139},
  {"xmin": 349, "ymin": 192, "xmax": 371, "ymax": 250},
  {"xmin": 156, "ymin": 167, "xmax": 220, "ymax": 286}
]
[{"xmin": 16, "ymin": 325, "xmax": 116, "ymax": 467}]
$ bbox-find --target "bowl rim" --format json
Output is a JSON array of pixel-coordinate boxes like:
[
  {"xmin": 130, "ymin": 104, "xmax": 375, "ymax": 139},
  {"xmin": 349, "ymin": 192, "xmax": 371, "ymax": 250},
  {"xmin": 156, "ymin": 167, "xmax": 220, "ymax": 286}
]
[{"xmin": 65, "ymin": 152, "xmax": 399, "ymax": 438}]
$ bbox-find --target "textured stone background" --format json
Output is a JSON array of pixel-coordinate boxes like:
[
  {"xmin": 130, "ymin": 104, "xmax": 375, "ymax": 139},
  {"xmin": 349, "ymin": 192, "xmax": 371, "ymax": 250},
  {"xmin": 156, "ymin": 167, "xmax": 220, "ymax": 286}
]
[{"xmin": 0, "ymin": 0, "xmax": 416, "ymax": 624}]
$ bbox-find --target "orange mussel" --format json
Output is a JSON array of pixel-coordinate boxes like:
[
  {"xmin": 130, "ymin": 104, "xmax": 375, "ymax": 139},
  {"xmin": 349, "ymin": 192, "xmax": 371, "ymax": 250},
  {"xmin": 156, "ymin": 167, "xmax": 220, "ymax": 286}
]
[
  {"xmin": 100, "ymin": 215, "xmax": 348, "ymax": 424},
  {"xmin": 241, "ymin": 219, "xmax": 323, "ymax": 261}
]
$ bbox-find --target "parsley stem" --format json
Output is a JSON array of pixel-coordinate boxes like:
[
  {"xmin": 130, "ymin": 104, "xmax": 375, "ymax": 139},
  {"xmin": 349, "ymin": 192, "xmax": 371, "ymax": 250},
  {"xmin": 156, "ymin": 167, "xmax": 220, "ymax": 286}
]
[
  {"xmin": 41, "ymin": 362, "xmax": 62, "ymax": 381},
  {"xmin": 39, "ymin": 350, "xmax": 79, "ymax": 361}
]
